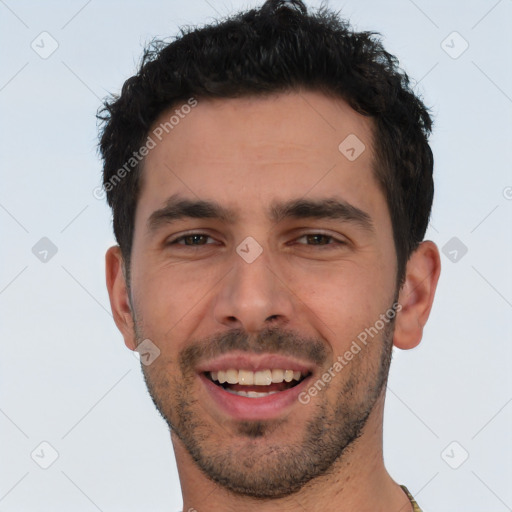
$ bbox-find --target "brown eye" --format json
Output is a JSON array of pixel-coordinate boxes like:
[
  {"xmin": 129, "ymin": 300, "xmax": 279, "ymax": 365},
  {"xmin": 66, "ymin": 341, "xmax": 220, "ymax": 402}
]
[
  {"xmin": 304, "ymin": 234, "xmax": 332, "ymax": 245},
  {"xmin": 169, "ymin": 233, "xmax": 215, "ymax": 246},
  {"xmin": 295, "ymin": 233, "xmax": 346, "ymax": 248}
]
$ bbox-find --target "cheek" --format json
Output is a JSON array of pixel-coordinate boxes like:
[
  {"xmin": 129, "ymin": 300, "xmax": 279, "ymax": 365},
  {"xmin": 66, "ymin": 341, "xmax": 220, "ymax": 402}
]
[
  {"xmin": 131, "ymin": 261, "xmax": 222, "ymax": 339},
  {"xmin": 283, "ymin": 262, "xmax": 392, "ymax": 347}
]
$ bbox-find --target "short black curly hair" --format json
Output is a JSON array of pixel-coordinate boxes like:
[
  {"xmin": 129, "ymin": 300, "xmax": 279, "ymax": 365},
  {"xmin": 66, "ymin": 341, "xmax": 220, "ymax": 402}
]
[{"xmin": 98, "ymin": 0, "xmax": 434, "ymax": 286}]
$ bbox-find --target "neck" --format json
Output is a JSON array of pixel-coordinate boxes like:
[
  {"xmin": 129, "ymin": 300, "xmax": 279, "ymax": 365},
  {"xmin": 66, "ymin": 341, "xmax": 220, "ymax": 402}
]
[{"xmin": 173, "ymin": 394, "xmax": 412, "ymax": 512}]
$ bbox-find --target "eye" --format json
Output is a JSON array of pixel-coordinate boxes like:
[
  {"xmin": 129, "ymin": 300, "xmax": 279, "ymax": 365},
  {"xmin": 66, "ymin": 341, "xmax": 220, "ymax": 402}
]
[
  {"xmin": 294, "ymin": 233, "xmax": 346, "ymax": 248},
  {"xmin": 168, "ymin": 233, "xmax": 217, "ymax": 246},
  {"xmin": 166, "ymin": 232, "xmax": 347, "ymax": 250}
]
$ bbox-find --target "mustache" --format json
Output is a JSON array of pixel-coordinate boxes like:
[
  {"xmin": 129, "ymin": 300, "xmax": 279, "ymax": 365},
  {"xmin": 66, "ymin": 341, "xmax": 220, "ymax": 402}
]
[{"xmin": 179, "ymin": 326, "xmax": 328, "ymax": 372}]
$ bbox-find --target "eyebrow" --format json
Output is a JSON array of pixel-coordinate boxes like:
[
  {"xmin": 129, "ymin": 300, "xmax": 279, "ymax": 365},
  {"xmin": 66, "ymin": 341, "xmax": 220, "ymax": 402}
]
[{"xmin": 147, "ymin": 193, "xmax": 374, "ymax": 234}]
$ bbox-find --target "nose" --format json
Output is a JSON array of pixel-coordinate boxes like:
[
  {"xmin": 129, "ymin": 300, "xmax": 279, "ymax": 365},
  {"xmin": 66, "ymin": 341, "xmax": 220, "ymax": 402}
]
[{"xmin": 212, "ymin": 243, "xmax": 295, "ymax": 333}]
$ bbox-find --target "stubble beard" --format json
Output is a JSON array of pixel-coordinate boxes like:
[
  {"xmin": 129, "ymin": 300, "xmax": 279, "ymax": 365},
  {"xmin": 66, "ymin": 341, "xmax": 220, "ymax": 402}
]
[{"xmin": 137, "ymin": 314, "xmax": 395, "ymax": 499}]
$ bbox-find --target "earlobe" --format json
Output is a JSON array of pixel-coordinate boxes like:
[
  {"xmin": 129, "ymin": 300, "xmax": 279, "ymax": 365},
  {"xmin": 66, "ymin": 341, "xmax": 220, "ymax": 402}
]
[
  {"xmin": 105, "ymin": 246, "xmax": 137, "ymax": 351},
  {"xmin": 393, "ymin": 241, "xmax": 441, "ymax": 350}
]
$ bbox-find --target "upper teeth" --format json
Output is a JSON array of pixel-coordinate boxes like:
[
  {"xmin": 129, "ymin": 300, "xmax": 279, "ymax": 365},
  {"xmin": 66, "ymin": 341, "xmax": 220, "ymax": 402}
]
[{"xmin": 210, "ymin": 369, "xmax": 303, "ymax": 385}]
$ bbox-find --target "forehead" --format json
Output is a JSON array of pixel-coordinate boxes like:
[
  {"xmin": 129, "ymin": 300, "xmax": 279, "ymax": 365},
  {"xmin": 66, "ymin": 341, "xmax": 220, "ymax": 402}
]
[
  {"xmin": 148, "ymin": 90, "xmax": 373, "ymax": 161},
  {"xmin": 137, "ymin": 90, "xmax": 381, "ymax": 224}
]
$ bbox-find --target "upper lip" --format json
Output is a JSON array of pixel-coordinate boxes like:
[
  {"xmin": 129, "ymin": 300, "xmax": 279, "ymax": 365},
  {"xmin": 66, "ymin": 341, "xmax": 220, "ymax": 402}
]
[{"xmin": 196, "ymin": 352, "xmax": 315, "ymax": 374}]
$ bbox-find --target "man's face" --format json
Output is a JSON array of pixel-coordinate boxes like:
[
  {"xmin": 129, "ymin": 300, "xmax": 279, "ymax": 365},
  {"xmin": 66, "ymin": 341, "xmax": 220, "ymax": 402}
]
[{"xmin": 128, "ymin": 91, "xmax": 398, "ymax": 498}]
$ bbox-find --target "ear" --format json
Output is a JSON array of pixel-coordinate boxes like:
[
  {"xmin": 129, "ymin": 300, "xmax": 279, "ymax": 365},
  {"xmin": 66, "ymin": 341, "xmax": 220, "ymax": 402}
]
[
  {"xmin": 105, "ymin": 246, "xmax": 137, "ymax": 351},
  {"xmin": 393, "ymin": 240, "xmax": 441, "ymax": 350}
]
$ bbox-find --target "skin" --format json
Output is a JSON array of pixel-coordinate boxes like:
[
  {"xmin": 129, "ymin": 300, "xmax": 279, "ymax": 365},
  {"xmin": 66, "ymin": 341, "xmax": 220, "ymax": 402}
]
[{"xmin": 106, "ymin": 90, "xmax": 441, "ymax": 511}]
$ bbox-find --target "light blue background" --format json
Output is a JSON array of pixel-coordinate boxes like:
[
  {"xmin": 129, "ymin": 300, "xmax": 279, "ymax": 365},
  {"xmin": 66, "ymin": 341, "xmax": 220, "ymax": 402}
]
[{"xmin": 1, "ymin": 1, "xmax": 511, "ymax": 510}]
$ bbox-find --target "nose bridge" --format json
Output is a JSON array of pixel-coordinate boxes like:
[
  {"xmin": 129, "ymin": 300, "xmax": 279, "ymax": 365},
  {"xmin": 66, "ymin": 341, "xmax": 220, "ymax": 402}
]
[{"xmin": 213, "ymin": 237, "xmax": 293, "ymax": 332}]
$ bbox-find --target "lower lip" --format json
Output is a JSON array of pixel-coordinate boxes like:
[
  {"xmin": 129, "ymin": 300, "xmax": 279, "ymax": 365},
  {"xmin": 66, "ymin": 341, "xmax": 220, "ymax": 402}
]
[{"xmin": 200, "ymin": 373, "xmax": 311, "ymax": 421}]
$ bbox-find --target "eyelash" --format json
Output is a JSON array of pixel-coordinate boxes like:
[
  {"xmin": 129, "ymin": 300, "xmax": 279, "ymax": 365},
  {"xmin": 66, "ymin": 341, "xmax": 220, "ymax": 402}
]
[{"xmin": 167, "ymin": 232, "xmax": 347, "ymax": 249}]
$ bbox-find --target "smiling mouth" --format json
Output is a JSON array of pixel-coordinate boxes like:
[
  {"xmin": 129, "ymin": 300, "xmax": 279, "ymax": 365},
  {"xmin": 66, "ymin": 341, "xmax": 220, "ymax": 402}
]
[{"xmin": 205, "ymin": 368, "xmax": 310, "ymax": 398}]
